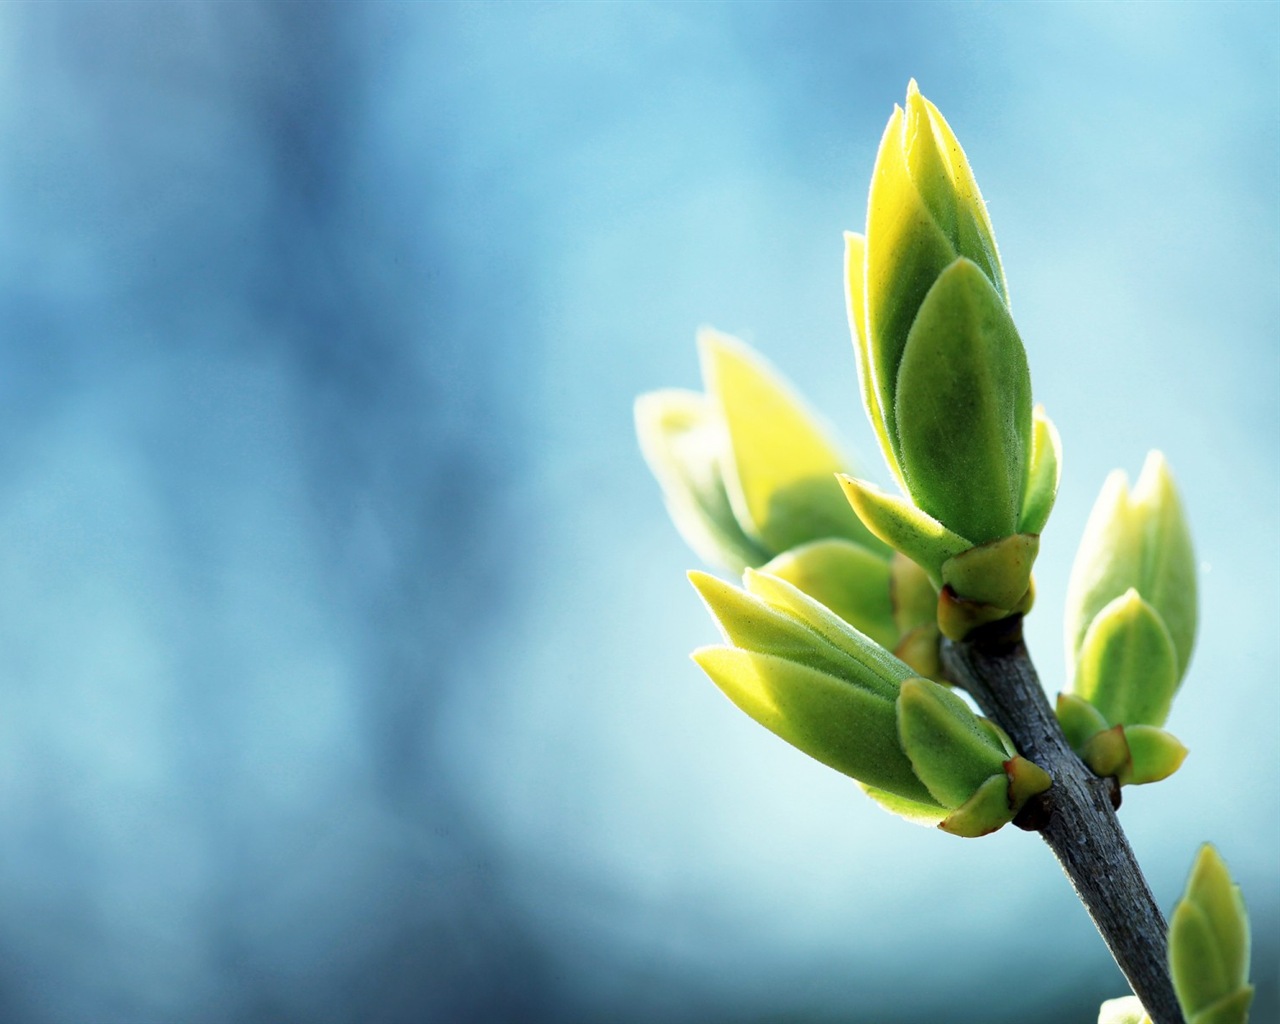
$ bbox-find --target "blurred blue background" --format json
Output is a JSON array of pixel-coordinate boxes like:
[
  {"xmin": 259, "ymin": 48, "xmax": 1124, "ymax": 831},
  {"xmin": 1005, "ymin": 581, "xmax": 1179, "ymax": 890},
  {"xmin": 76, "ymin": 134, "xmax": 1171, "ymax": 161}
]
[{"xmin": 0, "ymin": 2, "xmax": 1274, "ymax": 1022}]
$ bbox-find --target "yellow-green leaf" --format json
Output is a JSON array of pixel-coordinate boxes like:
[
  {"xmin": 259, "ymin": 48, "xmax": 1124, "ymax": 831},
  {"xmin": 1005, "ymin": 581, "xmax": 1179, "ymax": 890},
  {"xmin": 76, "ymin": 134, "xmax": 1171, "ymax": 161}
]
[
  {"xmin": 634, "ymin": 389, "xmax": 769, "ymax": 572},
  {"xmin": 741, "ymin": 569, "xmax": 911, "ymax": 700},
  {"xmin": 1056, "ymin": 692, "xmax": 1109, "ymax": 752},
  {"xmin": 937, "ymin": 772, "xmax": 1012, "ymax": 838},
  {"xmin": 859, "ymin": 781, "xmax": 947, "ymax": 827},
  {"xmin": 1122, "ymin": 726, "xmax": 1187, "ymax": 786},
  {"xmin": 844, "ymin": 231, "xmax": 901, "ymax": 486},
  {"xmin": 897, "ymin": 677, "xmax": 1008, "ymax": 808},
  {"xmin": 692, "ymin": 646, "xmax": 931, "ymax": 802},
  {"xmin": 699, "ymin": 329, "xmax": 881, "ymax": 554},
  {"xmin": 863, "ymin": 105, "xmax": 958, "ymax": 451},
  {"xmin": 902, "ymin": 80, "xmax": 1005, "ymax": 298},
  {"xmin": 894, "ymin": 258, "xmax": 1033, "ymax": 544},
  {"xmin": 1019, "ymin": 405, "xmax": 1062, "ymax": 535},
  {"xmin": 1131, "ymin": 451, "xmax": 1197, "ymax": 679},
  {"xmin": 838, "ymin": 475, "xmax": 971, "ymax": 585},
  {"xmin": 759, "ymin": 540, "xmax": 897, "ymax": 649},
  {"xmin": 1074, "ymin": 590, "xmax": 1179, "ymax": 728}
]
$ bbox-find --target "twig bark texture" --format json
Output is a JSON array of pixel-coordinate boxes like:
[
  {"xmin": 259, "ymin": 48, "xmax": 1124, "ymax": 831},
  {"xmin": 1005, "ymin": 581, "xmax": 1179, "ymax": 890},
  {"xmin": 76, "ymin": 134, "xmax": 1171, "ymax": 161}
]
[{"xmin": 941, "ymin": 617, "xmax": 1184, "ymax": 1024}]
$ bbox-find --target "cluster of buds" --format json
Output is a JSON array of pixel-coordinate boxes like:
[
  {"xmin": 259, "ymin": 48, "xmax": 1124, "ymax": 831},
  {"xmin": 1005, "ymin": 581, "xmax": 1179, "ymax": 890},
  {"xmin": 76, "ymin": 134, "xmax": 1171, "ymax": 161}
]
[
  {"xmin": 1099, "ymin": 845, "xmax": 1253, "ymax": 1024},
  {"xmin": 636, "ymin": 330, "xmax": 942, "ymax": 676},
  {"xmin": 840, "ymin": 80, "xmax": 1060, "ymax": 641},
  {"xmin": 1057, "ymin": 452, "xmax": 1196, "ymax": 787},
  {"xmin": 635, "ymin": 83, "xmax": 1062, "ymax": 834},
  {"xmin": 690, "ymin": 568, "xmax": 1049, "ymax": 836},
  {"xmin": 635, "ymin": 83, "xmax": 1202, "ymax": 839}
]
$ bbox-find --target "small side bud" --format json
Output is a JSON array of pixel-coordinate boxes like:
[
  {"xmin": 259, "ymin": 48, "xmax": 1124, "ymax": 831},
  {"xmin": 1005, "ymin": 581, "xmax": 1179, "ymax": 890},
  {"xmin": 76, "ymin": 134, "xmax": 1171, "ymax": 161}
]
[
  {"xmin": 937, "ymin": 773, "xmax": 1013, "ymax": 838},
  {"xmin": 1056, "ymin": 692, "xmax": 1110, "ymax": 752},
  {"xmin": 1004, "ymin": 755, "xmax": 1052, "ymax": 811},
  {"xmin": 1169, "ymin": 845, "xmax": 1253, "ymax": 1024},
  {"xmin": 1065, "ymin": 452, "xmax": 1196, "ymax": 686},
  {"xmin": 1082, "ymin": 725, "xmax": 1132, "ymax": 781},
  {"xmin": 1123, "ymin": 726, "xmax": 1188, "ymax": 786},
  {"xmin": 1074, "ymin": 589, "xmax": 1180, "ymax": 729}
]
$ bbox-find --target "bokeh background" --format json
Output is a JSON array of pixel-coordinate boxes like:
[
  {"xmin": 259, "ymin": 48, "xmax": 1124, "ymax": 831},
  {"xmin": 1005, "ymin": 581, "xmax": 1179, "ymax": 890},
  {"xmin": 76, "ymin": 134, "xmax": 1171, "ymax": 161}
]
[{"xmin": 0, "ymin": 2, "xmax": 1274, "ymax": 1022}]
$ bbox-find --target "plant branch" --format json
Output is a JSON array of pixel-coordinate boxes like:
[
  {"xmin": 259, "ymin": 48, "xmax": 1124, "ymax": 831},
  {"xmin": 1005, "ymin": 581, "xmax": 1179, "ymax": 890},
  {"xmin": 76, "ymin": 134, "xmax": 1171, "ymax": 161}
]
[{"xmin": 941, "ymin": 616, "xmax": 1183, "ymax": 1024}]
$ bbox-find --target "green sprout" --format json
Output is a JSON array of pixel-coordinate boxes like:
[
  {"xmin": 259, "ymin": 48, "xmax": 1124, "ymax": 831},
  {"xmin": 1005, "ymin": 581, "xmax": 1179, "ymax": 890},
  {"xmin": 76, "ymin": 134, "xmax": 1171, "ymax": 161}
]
[{"xmin": 636, "ymin": 81, "xmax": 1253, "ymax": 1024}]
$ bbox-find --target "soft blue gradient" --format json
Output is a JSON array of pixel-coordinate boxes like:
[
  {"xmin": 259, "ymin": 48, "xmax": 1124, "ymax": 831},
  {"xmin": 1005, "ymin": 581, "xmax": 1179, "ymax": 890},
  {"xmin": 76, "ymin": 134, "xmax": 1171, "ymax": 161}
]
[{"xmin": 0, "ymin": 3, "xmax": 1273, "ymax": 1022}]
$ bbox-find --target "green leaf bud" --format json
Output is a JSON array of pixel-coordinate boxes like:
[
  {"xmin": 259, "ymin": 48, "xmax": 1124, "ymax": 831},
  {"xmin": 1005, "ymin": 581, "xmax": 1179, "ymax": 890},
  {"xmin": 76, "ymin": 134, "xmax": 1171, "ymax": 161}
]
[
  {"xmin": 1074, "ymin": 589, "xmax": 1180, "ymax": 729},
  {"xmin": 1056, "ymin": 692, "xmax": 1110, "ymax": 752},
  {"xmin": 759, "ymin": 540, "xmax": 897, "ymax": 649},
  {"xmin": 1065, "ymin": 452, "xmax": 1197, "ymax": 685},
  {"xmin": 842, "ymin": 83, "xmax": 1054, "ymax": 633},
  {"xmin": 1082, "ymin": 725, "xmax": 1132, "ymax": 781},
  {"xmin": 844, "ymin": 80, "xmax": 1044, "ymax": 560},
  {"xmin": 691, "ymin": 646, "xmax": 936, "ymax": 803},
  {"xmin": 937, "ymin": 772, "xmax": 1013, "ymax": 838},
  {"xmin": 1170, "ymin": 845, "xmax": 1253, "ymax": 1024},
  {"xmin": 1123, "ymin": 726, "xmax": 1187, "ymax": 786}
]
